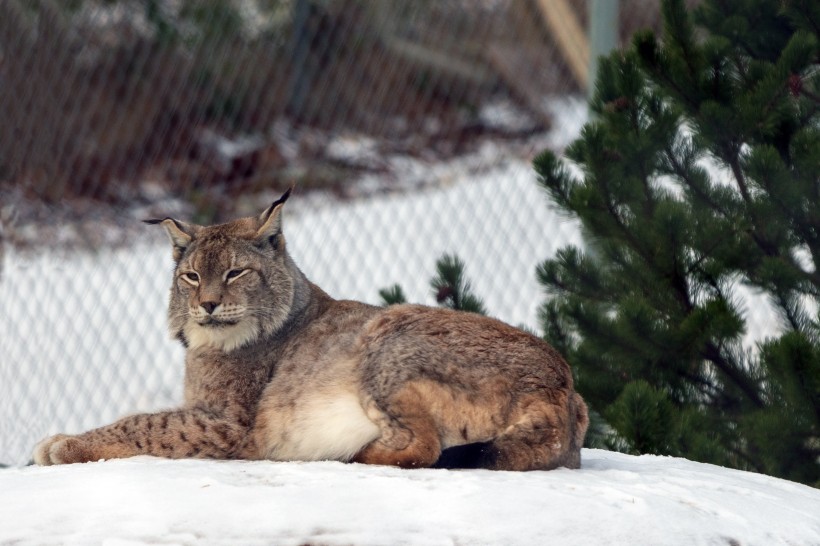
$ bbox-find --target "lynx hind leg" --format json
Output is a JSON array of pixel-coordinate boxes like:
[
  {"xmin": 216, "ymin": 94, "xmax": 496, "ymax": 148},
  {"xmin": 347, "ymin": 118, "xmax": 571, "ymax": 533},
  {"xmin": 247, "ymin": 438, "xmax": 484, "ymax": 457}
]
[
  {"xmin": 353, "ymin": 390, "xmax": 442, "ymax": 469},
  {"xmin": 484, "ymin": 395, "xmax": 579, "ymax": 471}
]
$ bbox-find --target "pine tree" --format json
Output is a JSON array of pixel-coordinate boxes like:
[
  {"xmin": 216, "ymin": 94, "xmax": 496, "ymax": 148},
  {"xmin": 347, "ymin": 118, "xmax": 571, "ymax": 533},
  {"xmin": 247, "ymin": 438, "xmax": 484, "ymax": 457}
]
[{"xmin": 535, "ymin": 0, "xmax": 819, "ymax": 485}]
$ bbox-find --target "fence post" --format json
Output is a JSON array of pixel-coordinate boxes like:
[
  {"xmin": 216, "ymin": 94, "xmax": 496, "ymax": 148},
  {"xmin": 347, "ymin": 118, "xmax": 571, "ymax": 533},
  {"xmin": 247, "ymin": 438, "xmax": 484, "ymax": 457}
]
[
  {"xmin": 588, "ymin": 0, "xmax": 619, "ymax": 99},
  {"xmin": 286, "ymin": 0, "xmax": 312, "ymax": 117}
]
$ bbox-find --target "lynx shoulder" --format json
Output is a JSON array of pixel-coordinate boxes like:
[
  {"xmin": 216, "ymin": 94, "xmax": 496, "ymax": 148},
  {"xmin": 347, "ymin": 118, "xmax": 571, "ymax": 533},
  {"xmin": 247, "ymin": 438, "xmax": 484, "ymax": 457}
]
[{"xmin": 34, "ymin": 189, "xmax": 588, "ymax": 471}]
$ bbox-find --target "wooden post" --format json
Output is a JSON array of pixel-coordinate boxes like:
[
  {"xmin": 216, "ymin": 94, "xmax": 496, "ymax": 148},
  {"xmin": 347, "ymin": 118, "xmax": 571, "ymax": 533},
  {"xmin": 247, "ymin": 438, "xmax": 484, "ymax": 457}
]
[{"xmin": 532, "ymin": 0, "xmax": 590, "ymax": 89}]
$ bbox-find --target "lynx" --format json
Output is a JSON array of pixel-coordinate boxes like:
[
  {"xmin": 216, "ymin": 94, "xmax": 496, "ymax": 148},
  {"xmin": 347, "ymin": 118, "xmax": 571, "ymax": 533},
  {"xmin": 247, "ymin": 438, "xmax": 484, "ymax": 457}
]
[{"xmin": 34, "ymin": 189, "xmax": 589, "ymax": 471}]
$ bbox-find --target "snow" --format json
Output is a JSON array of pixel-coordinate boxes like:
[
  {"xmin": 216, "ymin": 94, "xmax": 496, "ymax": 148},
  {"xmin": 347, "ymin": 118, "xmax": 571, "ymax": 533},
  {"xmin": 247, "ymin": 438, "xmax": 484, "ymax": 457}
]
[
  {"xmin": 1, "ymin": 95, "xmax": 805, "ymax": 545},
  {"xmin": 1, "ymin": 449, "xmax": 818, "ymax": 545}
]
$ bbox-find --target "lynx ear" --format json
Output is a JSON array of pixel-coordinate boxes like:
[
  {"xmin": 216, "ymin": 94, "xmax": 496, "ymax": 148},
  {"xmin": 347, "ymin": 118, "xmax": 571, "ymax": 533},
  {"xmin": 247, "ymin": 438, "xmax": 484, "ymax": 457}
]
[
  {"xmin": 143, "ymin": 217, "xmax": 198, "ymax": 260},
  {"xmin": 255, "ymin": 187, "xmax": 292, "ymax": 247}
]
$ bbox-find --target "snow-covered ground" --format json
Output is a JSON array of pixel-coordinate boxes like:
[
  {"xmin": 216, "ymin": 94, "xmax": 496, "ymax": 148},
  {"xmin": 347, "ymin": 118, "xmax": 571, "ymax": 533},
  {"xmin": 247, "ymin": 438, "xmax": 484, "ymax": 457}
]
[
  {"xmin": 1, "ymin": 96, "xmax": 804, "ymax": 545},
  {"xmin": 2, "ymin": 449, "xmax": 819, "ymax": 545}
]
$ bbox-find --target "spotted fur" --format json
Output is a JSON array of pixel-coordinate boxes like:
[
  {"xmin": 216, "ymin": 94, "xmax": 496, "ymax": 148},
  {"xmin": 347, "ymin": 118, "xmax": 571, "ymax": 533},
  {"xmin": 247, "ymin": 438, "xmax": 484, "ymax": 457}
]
[{"xmin": 34, "ymin": 189, "xmax": 588, "ymax": 471}]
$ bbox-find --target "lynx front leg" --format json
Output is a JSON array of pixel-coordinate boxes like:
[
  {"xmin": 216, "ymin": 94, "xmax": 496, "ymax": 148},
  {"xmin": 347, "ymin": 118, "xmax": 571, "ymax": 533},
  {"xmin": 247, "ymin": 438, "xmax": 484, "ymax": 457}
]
[{"xmin": 33, "ymin": 408, "xmax": 249, "ymax": 465}]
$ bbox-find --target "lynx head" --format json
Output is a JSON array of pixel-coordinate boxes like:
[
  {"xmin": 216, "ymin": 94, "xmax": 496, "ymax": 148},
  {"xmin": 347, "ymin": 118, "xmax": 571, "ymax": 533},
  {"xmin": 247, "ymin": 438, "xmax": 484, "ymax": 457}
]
[{"xmin": 146, "ymin": 189, "xmax": 300, "ymax": 352}]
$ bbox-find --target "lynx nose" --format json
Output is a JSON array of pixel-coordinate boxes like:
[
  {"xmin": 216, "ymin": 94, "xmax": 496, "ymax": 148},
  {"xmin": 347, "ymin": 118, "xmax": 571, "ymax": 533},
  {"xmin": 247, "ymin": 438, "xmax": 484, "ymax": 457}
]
[{"xmin": 200, "ymin": 301, "xmax": 219, "ymax": 315}]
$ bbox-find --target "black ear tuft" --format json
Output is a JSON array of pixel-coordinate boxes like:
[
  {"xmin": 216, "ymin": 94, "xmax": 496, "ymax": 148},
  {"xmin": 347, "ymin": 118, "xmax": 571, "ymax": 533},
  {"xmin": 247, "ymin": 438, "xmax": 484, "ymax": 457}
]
[
  {"xmin": 144, "ymin": 217, "xmax": 185, "ymax": 228},
  {"xmin": 143, "ymin": 217, "xmax": 183, "ymax": 227},
  {"xmin": 144, "ymin": 217, "xmax": 195, "ymax": 256},
  {"xmin": 256, "ymin": 187, "xmax": 292, "ymax": 241},
  {"xmin": 261, "ymin": 186, "xmax": 293, "ymax": 220},
  {"xmin": 270, "ymin": 187, "xmax": 293, "ymax": 210}
]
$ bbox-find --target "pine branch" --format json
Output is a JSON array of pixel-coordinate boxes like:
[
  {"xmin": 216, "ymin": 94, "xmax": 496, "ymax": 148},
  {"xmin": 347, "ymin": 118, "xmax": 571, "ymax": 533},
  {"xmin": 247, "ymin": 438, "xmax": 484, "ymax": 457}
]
[
  {"xmin": 798, "ymin": 84, "xmax": 820, "ymax": 103},
  {"xmin": 431, "ymin": 254, "xmax": 487, "ymax": 315},
  {"xmin": 379, "ymin": 284, "xmax": 407, "ymax": 307},
  {"xmin": 726, "ymin": 149, "xmax": 754, "ymax": 208},
  {"xmin": 702, "ymin": 343, "xmax": 765, "ymax": 409},
  {"xmin": 634, "ymin": 31, "xmax": 700, "ymax": 113}
]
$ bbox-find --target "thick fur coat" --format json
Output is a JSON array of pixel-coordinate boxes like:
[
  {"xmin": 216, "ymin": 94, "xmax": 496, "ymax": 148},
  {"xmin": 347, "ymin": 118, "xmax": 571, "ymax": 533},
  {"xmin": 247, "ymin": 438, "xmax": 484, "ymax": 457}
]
[{"xmin": 35, "ymin": 190, "xmax": 588, "ymax": 470}]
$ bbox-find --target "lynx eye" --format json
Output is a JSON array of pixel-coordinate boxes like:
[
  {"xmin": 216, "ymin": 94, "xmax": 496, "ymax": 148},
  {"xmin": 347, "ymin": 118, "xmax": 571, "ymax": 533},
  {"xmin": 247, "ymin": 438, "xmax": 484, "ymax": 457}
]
[
  {"xmin": 225, "ymin": 268, "xmax": 250, "ymax": 283},
  {"xmin": 181, "ymin": 271, "xmax": 200, "ymax": 286}
]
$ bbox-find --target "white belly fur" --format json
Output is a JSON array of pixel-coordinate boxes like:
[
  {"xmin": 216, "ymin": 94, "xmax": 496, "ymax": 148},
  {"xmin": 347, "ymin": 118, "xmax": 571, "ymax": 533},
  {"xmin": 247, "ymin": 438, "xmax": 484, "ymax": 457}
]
[{"xmin": 264, "ymin": 389, "xmax": 381, "ymax": 462}]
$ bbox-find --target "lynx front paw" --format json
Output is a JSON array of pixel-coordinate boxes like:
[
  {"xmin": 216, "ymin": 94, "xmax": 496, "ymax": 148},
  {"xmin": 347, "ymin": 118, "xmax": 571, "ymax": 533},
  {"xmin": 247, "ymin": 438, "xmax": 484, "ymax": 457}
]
[{"xmin": 33, "ymin": 435, "xmax": 94, "ymax": 465}]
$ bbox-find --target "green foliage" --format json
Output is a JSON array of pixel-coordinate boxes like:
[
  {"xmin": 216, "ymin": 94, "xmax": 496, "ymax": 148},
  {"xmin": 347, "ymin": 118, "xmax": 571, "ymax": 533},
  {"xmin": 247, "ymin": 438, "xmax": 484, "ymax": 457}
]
[
  {"xmin": 606, "ymin": 380, "xmax": 676, "ymax": 455},
  {"xmin": 536, "ymin": 0, "xmax": 820, "ymax": 485},
  {"xmin": 431, "ymin": 254, "xmax": 487, "ymax": 315},
  {"xmin": 145, "ymin": 0, "xmax": 178, "ymax": 46},
  {"xmin": 379, "ymin": 284, "xmax": 407, "ymax": 306},
  {"xmin": 380, "ymin": 254, "xmax": 486, "ymax": 315}
]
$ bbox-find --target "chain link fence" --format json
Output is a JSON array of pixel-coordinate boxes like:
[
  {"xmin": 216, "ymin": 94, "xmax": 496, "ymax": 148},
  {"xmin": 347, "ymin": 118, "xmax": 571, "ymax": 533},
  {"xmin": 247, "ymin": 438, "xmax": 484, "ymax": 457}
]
[{"xmin": 0, "ymin": 0, "xmax": 670, "ymax": 466}]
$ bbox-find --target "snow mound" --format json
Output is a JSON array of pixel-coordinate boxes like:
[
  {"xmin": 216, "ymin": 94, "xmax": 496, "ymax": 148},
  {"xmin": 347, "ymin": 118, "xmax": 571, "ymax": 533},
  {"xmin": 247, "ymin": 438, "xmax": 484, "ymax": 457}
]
[{"xmin": 2, "ymin": 449, "xmax": 818, "ymax": 545}]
